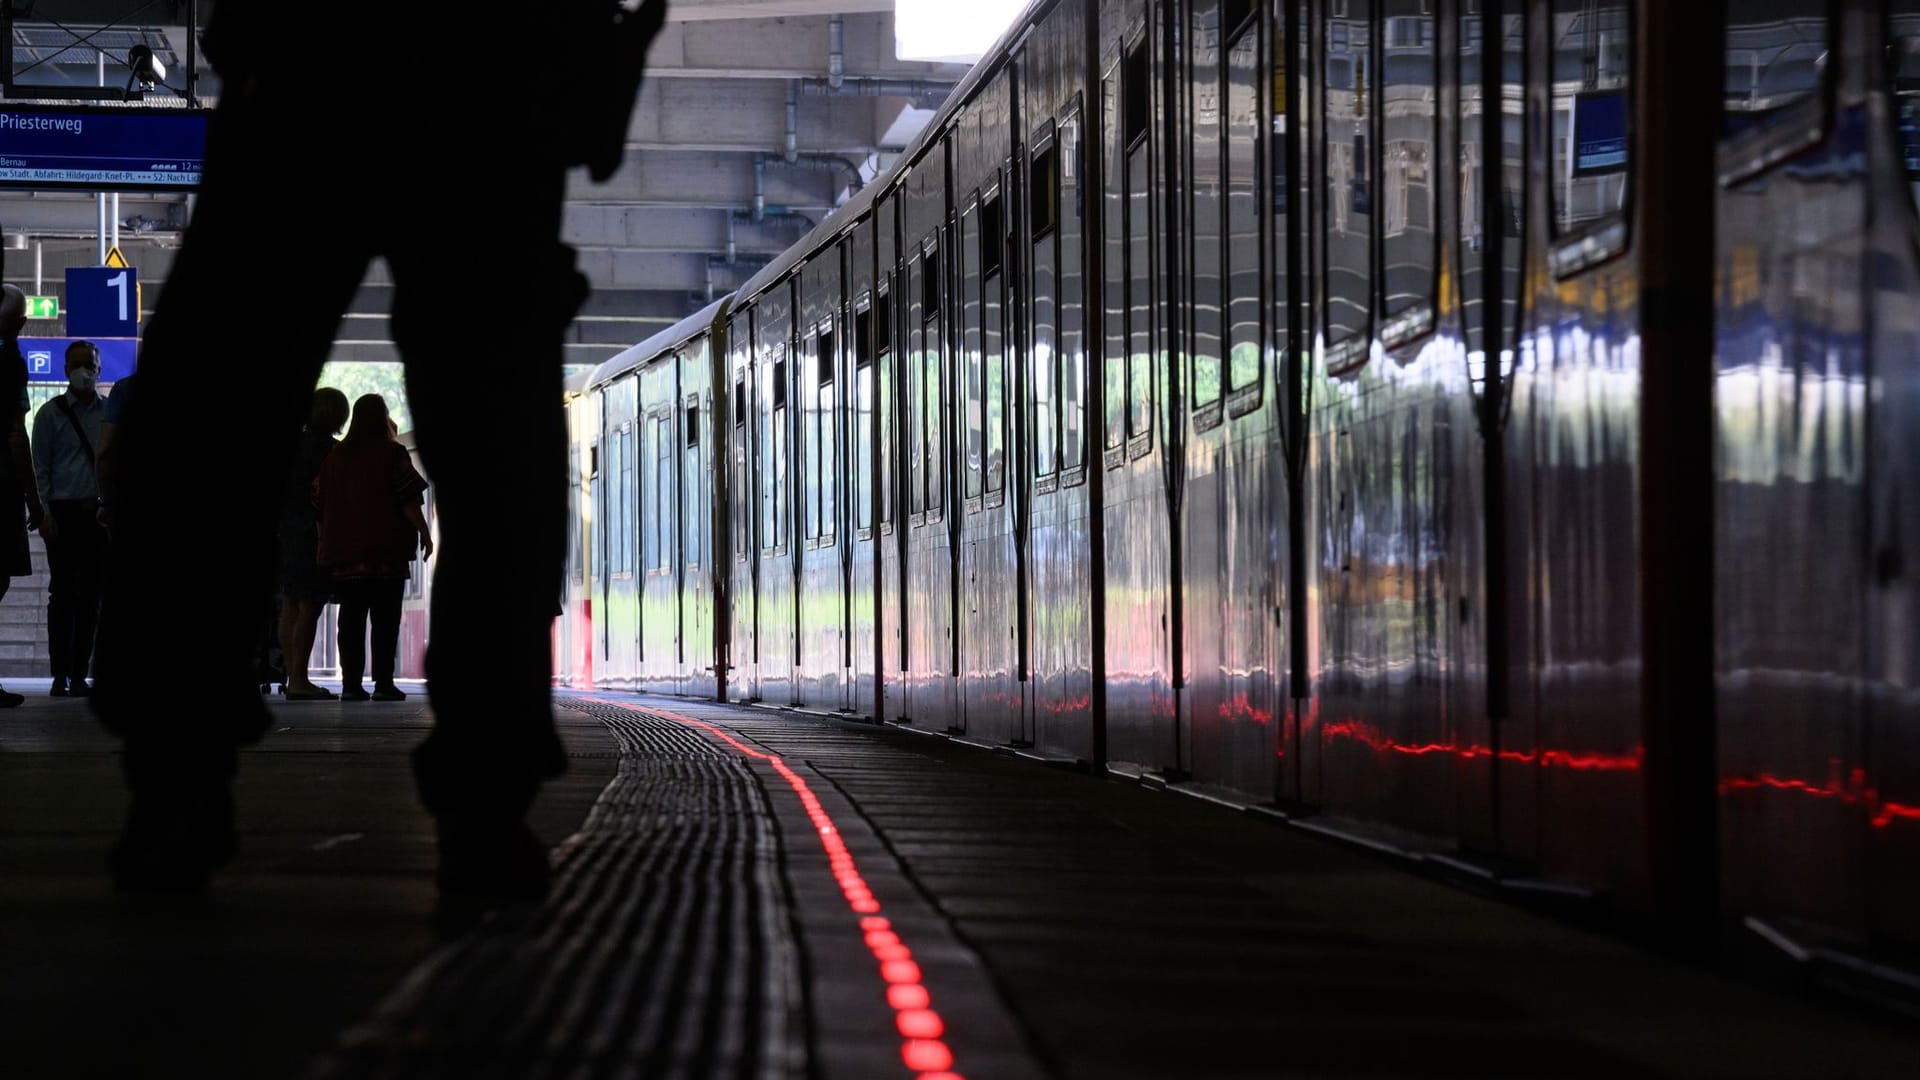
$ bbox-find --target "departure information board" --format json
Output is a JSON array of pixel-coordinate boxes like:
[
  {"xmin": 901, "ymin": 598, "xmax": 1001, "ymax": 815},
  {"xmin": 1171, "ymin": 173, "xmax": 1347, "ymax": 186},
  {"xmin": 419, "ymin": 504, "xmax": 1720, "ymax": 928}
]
[{"xmin": 0, "ymin": 104, "xmax": 207, "ymax": 191}]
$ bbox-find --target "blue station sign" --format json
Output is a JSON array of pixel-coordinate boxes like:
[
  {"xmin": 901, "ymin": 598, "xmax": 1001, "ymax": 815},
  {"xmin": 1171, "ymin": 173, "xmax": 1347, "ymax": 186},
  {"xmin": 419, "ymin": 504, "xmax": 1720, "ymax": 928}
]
[
  {"xmin": 21, "ymin": 336, "xmax": 136, "ymax": 383},
  {"xmin": 0, "ymin": 104, "xmax": 207, "ymax": 191}
]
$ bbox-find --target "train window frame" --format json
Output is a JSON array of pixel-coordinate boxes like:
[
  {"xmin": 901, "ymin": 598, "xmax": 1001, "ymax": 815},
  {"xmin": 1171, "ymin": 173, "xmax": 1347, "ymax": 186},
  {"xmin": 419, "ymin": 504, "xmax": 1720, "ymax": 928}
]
[
  {"xmin": 1457, "ymin": 1, "xmax": 1528, "ymax": 367},
  {"xmin": 981, "ymin": 182, "xmax": 1007, "ymax": 500},
  {"xmin": 854, "ymin": 298, "xmax": 876, "ymax": 538},
  {"xmin": 962, "ymin": 193, "xmax": 985, "ymax": 509},
  {"xmin": 1029, "ymin": 120, "xmax": 1062, "ymax": 485},
  {"xmin": 768, "ymin": 345, "xmax": 789, "ymax": 556},
  {"xmin": 1191, "ymin": 0, "xmax": 1228, "ymax": 428},
  {"xmin": 1120, "ymin": 30, "xmax": 1155, "ymax": 455},
  {"xmin": 1058, "ymin": 98, "xmax": 1091, "ymax": 487},
  {"xmin": 1223, "ymin": 7, "xmax": 1265, "ymax": 418},
  {"xmin": 815, "ymin": 321, "xmax": 838, "ymax": 546},
  {"xmin": 683, "ymin": 394, "xmax": 701, "ymax": 570},
  {"xmin": 1546, "ymin": 0, "xmax": 1636, "ymax": 279},
  {"xmin": 1321, "ymin": 0, "xmax": 1374, "ymax": 376},
  {"xmin": 876, "ymin": 283, "xmax": 895, "ymax": 533},
  {"xmin": 1377, "ymin": 0, "xmax": 1439, "ymax": 351},
  {"xmin": 1719, "ymin": 0, "xmax": 1834, "ymax": 186}
]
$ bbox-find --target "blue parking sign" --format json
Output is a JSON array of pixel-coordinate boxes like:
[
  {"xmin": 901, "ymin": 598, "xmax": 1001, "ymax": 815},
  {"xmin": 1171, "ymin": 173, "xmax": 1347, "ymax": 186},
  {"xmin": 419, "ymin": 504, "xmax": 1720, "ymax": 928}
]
[{"xmin": 65, "ymin": 265, "xmax": 140, "ymax": 338}]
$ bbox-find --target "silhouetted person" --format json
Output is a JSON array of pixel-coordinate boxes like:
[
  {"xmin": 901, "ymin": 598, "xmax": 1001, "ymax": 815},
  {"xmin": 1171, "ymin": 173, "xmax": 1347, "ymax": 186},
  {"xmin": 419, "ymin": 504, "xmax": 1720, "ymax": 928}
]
[
  {"xmin": 91, "ymin": 0, "xmax": 670, "ymax": 894},
  {"xmin": 277, "ymin": 386, "xmax": 349, "ymax": 701},
  {"xmin": 0, "ymin": 284, "xmax": 44, "ymax": 708},
  {"xmin": 33, "ymin": 340, "xmax": 105, "ymax": 698},
  {"xmin": 316, "ymin": 393, "xmax": 432, "ymax": 703}
]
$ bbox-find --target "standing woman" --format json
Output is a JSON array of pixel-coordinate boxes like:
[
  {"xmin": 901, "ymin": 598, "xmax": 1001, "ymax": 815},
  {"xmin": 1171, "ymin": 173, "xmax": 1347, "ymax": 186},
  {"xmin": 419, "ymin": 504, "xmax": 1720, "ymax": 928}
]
[
  {"xmin": 277, "ymin": 386, "xmax": 350, "ymax": 699},
  {"xmin": 316, "ymin": 394, "xmax": 432, "ymax": 702}
]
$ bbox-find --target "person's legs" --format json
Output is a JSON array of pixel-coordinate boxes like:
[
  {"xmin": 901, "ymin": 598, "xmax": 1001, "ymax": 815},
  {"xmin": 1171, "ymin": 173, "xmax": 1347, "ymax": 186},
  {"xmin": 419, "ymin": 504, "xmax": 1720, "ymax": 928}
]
[
  {"xmin": 275, "ymin": 594, "xmax": 298, "ymax": 689},
  {"xmin": 335, "ymin": 579, "xmax": 371, "ymax": 693},
  {"xmin": 87, "ymin": 82, "xmax": 376, "ymax": 889},
  {"xmin": 289, "ymin": 599, "xmax": 326, "ymax": 687},
  {"xmin": 387, "ymin": 161, "xmax": 575, "ymax": 895},
  {"xmin": 66, "ymin": 509, "xmax": 105, "ymax": 690},
  {"xmin": 369, "ymin": 577, "xmax": 404, "ymax": 689},
  {"xmin": 43, "ymin": 508, "xmax": 76, "ymax": 690}
]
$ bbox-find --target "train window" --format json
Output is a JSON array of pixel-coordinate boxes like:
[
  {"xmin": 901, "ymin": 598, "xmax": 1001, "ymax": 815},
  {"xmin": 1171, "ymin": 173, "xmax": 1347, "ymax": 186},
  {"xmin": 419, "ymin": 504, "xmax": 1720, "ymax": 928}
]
[
  {"xmin": 1549, "ymin": 0, "xmax": 1632, "ymax": 256},
  {"xmin": 909, "ymin": 259, "xmax": 926, "ymax": 516},
  {"xmin": 1381, "ymin": 0, "xmax": 1436, "ymax": 344},
  {"xmin": 642, "ymin": 417, "xmax": 660, "ymax": 572},
  {"xmin": 684, "ymin": 403, "xmax": 701, "ymax": 568},
  {"xmin": 877, "ymin": 289, "xmax": 894, "ymax": 526},
  {"xmin": 1223, "ymin": 0, "xmax": 1255, "ymax": 40},
  {"xmin": 1323, "ymin": 3, "xmax": 1372, "ymax": 367},
  {"xmin": 1031, "ymin": 132, "xmax": 1060, "ymax": 477},
  {"xmin": 1225, "ymin": 11, "xmax": 1261, "ymax": 398},
  {"xmin": 804, "ymin": 336, "xmax": 821, "ymax": 541},
  {"xmin": 1125, "ymin": 39, "xmax": 1150, "ymax": 148},
  {"xmin": 1459, "ymin": 3, "xmax": 1525, "ymax": 367},
  {"xmin": 855, "ymin": 306, "xmax": 874, "ymax": 533},
  {"xmin": 816, "ymin": 328, "xmax": 836, "ymax": 542},
  {"xmin": 1192, "ymin": 0, "xmax": 1225, "ymax": 413},
  {"xmin": 616, "ymin": 425, "xmax": 632, "ymax": 573},
  {"xmin": 1723, "ymin": 1, "xmax": 1827, "ymax": 137},
  {"xmin": 764, "ymin": 349, "xmax": 786, "ymax": 552},
  {"xmin": 981, "ymin": 193, "xmax": 1004, "ymax": 280},
  {"xmin": 923, "ymin": 247, "xmax": 942, "ymax": 321},
  {"xmin": 656, "ymin": 414, "xmax": 673, "ymax": 571},
  {"xmin": 1059, "ymin": 106, "xmax": 1087, "ymax": 474},
  {"xmin": 964, "ymin": 201, "xmax": 984, "ymax": 502},
  {"xmin": 924, "ymin": 247, "xmax": 946, "ymax": 515},
  {"xmin": 1895, "ymin": 8, "xmax": 1920, "ymax": 210},
  {"xmin": 983, "ymin": 195, "xmax": 1006, "ymax": 495},
  {"xmin": 1031, "ymin": 140, "xmax": 1059, "ymax": 239},
  {"xmin": 733, "ymin": 371, "xmax": 747, "ymax": 560},
  {"xmin": 1103, "ymin": 64, "xmax": 1127, "ymax": 453}
]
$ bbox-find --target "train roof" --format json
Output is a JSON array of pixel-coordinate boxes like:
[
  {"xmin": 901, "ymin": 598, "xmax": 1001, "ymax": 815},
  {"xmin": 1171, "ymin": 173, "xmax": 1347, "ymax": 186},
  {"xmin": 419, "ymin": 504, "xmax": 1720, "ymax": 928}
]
[
  {"xmin": 733, "ymin": 0, "xmax": 1051, "ymax": 307},
  {"xmin": 586, "ymin": 295, "xmax": 730, "ymax": 389}
]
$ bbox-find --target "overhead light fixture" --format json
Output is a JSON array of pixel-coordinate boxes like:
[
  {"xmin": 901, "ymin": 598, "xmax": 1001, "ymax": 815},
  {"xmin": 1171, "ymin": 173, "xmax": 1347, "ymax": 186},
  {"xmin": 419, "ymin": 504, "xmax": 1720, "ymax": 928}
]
[
  {"xmin": 894, "ymin": 0, "xmax": 1026, "ymax": 64},
  {"xmin": 127, "ymin": 44, "xmax": 167, "ymax": 89}
]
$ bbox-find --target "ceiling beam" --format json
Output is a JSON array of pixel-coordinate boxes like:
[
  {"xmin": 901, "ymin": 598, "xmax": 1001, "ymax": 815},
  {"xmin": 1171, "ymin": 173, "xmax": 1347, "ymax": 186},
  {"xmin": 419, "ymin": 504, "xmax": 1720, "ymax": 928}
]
[{"xmin": 665, "ymin": 0, "xmax": 895, "ymax": 22}]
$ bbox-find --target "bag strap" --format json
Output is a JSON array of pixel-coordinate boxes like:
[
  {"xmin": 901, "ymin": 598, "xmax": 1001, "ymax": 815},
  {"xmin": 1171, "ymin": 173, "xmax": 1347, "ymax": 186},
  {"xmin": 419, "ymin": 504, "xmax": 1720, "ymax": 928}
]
[{"xmin": 53, "ymin": 396, "xmax": 95, "ymax": 466}]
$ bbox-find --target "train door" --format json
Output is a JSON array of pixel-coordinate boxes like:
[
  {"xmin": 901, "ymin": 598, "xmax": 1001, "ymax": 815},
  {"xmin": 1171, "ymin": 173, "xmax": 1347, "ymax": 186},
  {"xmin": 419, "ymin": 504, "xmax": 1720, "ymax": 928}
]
[
  {"xmin": 757, "ymin": 289, "xmax": 799, "ymax": 705},
  {"xmin": 1025, "ymin": 89, "xmax": 1098, "ymax": 761},
  {"xmin": 1457, "ymin": 0, "xmax": 1528, "ymax": 857},
  {"xmin": 1100, "ymin": 18, "xmax": 1181, "ymax": 772},
  {"xmin": 960, "ymin": 176, "xmax": 1021, "ymax": 744},
  {"xmin": 682, "ymin": 372, "xmax": 710, "ymax": 698},
  {"xmin": 601, "ymin": 374, "xmax": 640, "ymax": 688},
  {"xmin": 1185, "ymin": 0, "xmax": 1284, "ymax": 795},
  {"xmin": 876, "ymin": 270, "xmax": 900, "ymax": 723},
  {"xmin": 728, "ymin": 308, "xmax": 759, "ymax": 702}
]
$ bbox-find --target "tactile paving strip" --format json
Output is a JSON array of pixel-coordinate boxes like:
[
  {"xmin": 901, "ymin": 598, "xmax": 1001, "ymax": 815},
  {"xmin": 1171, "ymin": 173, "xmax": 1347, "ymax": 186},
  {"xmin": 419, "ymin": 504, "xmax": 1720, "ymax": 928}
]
[{"xmin": 312, "ymin": 703, "xmax": 802, "ymax": 1080}]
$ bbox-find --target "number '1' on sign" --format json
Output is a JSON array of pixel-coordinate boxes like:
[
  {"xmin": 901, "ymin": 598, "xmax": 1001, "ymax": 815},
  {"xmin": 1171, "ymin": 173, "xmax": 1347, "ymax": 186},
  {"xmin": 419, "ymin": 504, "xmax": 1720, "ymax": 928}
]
[{"xmin": 64, "ymin": 265, "xmax": 140, "ymax": 339}]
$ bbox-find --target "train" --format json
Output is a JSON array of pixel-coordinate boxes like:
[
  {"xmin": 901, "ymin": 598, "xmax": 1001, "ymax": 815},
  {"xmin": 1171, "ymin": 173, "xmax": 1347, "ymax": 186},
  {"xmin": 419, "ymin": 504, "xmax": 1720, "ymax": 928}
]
[{"xmin": 543, "ymin": 0, "xmax": 1920, "ymax": 974}]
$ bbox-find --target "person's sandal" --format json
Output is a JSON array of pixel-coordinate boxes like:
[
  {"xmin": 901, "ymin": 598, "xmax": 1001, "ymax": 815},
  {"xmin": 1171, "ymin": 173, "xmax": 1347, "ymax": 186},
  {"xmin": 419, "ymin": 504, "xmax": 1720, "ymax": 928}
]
[
  {"xmin": 339, "ymin": 686, "xmax": 370, "ymax": 702},
  {"xmin": 371, "ymin": 685, "xmax": 407, "ymax": 702},
  {"xmin": 283, "ymin": 684, "xmax": 337, "ymax": 701}
]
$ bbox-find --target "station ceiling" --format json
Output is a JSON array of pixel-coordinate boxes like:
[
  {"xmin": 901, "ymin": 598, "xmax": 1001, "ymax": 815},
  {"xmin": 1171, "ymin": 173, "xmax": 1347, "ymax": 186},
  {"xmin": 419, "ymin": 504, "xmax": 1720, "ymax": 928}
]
[{"xmin": 0, "ymin": 1, "xmax": 967, "ymax": 368}]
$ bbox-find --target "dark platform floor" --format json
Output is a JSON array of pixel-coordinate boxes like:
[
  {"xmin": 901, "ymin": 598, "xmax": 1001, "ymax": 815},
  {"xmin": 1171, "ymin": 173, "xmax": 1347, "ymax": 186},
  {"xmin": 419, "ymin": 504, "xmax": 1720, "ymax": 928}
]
[{"xmin": 3, "ymin": 687, "xmax": 1917, "ymax": 1079}]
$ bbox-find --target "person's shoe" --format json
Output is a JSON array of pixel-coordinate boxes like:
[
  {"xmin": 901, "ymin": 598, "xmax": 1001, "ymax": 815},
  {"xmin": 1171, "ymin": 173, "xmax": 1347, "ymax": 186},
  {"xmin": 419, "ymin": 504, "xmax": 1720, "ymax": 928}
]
[
  {"xmin": 48, "ymin": 678, "xmax": 68, "ymax": 697},
  {"xmin": 370, "ymin": 684, "xmax": 407, "ymax": 702},
  {"xmin": 0, "ymin": 686, "xmax": 23, "ymax": 708},
  {"xmin": 283, "ymin": 683, "xmax": 338, "ymax": 701},
  {"xmin": 110, "ymin": 783, "xmax": 236, "ymax": 893},
  {"xmin": 66, "ymin": 679, "xmax": 91, "ymax": 698},
  {"xmin": 434, "ymin": 817, "xmax": 551, "ymax": 901},
  {"xmin": 339, "ymin": 686, "xmax": 370, "ymax": 702}
]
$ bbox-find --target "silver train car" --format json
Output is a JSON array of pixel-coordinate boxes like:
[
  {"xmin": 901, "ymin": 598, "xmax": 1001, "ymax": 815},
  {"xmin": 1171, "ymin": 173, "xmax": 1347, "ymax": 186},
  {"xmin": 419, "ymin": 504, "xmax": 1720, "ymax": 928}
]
[{"xmin": 556, "ymin": 0, "xmax": 1920, "ymax": 973}]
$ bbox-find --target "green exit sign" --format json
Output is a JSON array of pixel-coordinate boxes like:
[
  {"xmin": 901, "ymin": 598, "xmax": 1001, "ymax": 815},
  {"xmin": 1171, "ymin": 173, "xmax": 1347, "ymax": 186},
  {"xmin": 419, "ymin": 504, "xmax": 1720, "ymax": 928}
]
[{"xmin": 24, "ymin": 296, "xmax": 57, "ymax": 319}]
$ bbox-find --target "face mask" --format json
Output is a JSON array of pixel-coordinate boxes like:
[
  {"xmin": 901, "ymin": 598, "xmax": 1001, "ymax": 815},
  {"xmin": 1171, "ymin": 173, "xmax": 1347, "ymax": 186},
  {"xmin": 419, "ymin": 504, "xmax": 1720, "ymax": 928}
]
[{"xmin": 70, "ymin": 369, "xmax": 97, "ymax": 391}]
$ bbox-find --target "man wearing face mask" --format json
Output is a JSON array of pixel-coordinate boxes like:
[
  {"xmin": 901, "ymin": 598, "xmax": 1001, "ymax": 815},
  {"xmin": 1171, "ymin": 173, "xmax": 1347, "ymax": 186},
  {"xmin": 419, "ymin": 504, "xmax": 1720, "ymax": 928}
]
[{"xmin": 32, "ymin": 340, "xmax": 106, "ymax": 697}]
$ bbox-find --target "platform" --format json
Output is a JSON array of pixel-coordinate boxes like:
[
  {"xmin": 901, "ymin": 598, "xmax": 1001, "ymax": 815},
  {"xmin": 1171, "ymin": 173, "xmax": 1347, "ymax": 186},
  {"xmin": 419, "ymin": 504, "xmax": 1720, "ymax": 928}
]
[{"xmin": 3, "ymin": 687, "xmax": 1918, "ymax": 1079}]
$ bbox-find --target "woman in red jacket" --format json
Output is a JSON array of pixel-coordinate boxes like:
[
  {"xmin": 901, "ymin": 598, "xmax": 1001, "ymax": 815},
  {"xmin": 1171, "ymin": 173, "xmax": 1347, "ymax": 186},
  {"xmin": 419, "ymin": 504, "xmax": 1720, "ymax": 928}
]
[{"xmin": 316, "ymin": 394, "xmax": 433, "ymax": 701}]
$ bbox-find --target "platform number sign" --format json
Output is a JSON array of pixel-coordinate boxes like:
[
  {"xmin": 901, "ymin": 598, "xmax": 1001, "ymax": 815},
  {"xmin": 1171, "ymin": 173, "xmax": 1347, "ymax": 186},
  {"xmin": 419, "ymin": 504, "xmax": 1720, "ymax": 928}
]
[{"xmin": 64, "ymin": 265, "xmax": 140, "ymax": 339}]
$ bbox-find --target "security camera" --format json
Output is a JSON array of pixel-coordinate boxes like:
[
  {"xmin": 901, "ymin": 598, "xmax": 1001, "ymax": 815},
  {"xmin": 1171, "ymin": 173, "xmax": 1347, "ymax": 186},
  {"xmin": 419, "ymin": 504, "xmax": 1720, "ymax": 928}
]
[{"xmin": 127, "ymin": 44, "xmax": 166, "ymax": 89}]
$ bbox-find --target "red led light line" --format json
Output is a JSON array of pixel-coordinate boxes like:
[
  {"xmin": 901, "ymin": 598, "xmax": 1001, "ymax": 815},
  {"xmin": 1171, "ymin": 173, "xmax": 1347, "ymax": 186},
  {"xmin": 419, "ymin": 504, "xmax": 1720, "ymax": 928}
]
[{"xmin": 598, "ymin": 700, "xmax": 964, "ymax": 1080}]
